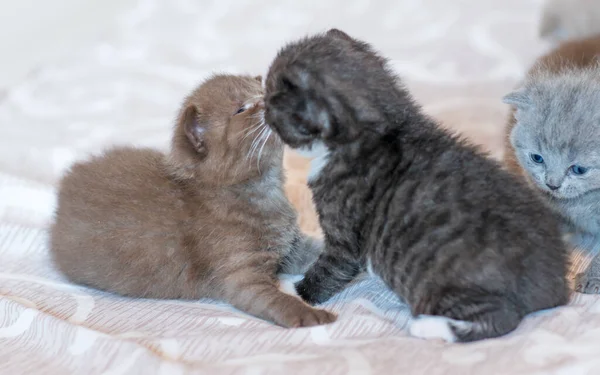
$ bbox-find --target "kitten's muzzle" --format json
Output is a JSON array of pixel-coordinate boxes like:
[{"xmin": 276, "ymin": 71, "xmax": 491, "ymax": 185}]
[{"xmin": 546, "ymin": 183, "xmax": 560, "ymax": 191}]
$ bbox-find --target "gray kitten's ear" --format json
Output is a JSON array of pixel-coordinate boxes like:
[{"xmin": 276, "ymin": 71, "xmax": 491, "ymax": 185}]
[
  {"xmin": 181, "ymin": 105, "xmax": 209, "ymax": 157},
  {"xmin": 503, "ymin": 90, "xmax": 532, "ymax": 109}
]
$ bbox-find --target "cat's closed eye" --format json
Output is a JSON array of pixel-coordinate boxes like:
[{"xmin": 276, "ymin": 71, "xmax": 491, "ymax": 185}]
[
  {"xmin": 291, "ymin": 114, "xmax": 312, "ymax": 136},
  {"xmin": 235, "ymin": 106, "xmax": 247, "ymax": 115},
  {"xmin": 297, "ymin": 125, "xmax": 313, "ymax": 136},
  {"xmin": 293, "ymin": 116, "xmax": 320, "ymax": 137},
  {"xmin": 282, "ymin": 77, "xmax": 297, "ymax": 92}
]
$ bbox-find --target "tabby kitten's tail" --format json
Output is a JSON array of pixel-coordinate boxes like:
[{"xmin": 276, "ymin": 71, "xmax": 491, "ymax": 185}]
[{"xmin": 410, "ymin": 289, "xmax": 525, "ymax": 342}]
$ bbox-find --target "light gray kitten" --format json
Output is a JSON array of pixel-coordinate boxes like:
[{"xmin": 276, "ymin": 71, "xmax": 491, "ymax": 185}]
[{"xmin": 504, "ymin": 64, "xmax": 600, "ymax": 294}]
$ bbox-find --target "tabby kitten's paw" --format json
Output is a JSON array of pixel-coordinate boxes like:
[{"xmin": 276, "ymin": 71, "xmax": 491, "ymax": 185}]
[
  {"xmin": 575, "ymin": 273, "xmax": 600, "ymax": 294},
  {"xmin": 282, "ymin": 305, "xmax": 337, "ymax": 328},
  {"xmin": 294, "ymin": 279, "xmax": 330, "ymax": 305},
  {"xmin": 409, "ymin": 315, "xmax": 464, "ymax": 343}
]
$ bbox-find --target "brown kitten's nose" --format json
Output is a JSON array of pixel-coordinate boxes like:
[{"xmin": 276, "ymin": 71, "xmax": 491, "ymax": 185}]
[
  {"xmin": 546, "ymin": 183, "xmax": 560, "ymax": 191},
  {"xmin": 254, "ymin": 100, "xmax": 265, "ymax": 110}
]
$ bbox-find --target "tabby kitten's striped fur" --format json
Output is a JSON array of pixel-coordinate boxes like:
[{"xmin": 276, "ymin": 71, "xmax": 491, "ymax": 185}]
[{"xmin": 264, "ymin": 30, "xmax": 569, "ymax": 342}]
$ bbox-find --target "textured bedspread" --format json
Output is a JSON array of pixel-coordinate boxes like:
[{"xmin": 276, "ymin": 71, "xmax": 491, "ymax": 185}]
[{"xmin": 2, "ymin": 0, "xmax": 600, "ymax": 374}]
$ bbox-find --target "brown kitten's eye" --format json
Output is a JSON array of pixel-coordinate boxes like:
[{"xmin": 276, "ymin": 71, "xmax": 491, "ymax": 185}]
[{"xmin": 235, "ymin": 106, "xmax": 246, "ymax": 115}]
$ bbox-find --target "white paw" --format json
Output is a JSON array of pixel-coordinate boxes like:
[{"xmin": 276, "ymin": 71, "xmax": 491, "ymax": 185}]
[{"xmin": 409, "ymin": 315, "xmax": 470, "ymax": 343}]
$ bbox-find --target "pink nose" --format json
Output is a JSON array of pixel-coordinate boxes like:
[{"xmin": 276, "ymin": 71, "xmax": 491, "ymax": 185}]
[{"xmin": 254, "ymin": 100, "xmax": 265, "ymax": 110}]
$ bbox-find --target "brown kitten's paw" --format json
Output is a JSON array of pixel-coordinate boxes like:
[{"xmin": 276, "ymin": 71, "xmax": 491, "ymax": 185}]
[
  {"xmin": 283, "ymin": 306, "xmax": 337, "ymax": 328},
  {"xmin": 575, "ymin": 273, "xmax": 600, "ymax": 294}
]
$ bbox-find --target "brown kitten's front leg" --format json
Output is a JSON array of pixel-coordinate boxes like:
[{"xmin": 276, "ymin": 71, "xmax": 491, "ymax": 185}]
[{"xmin": 220, "ymin": 252, "xmax": 336, "ymax": 327}]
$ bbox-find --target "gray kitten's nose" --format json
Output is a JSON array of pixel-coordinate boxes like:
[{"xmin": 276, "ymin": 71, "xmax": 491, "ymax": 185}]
[{"xmin": 546, "ymin": 183, "xmax": 560, "ymax": 191}]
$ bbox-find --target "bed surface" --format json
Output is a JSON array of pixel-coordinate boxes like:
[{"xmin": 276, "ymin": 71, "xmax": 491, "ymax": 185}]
[{"xmin": 2, "ymin": 0, "xmax": 600, "ymax": 374}]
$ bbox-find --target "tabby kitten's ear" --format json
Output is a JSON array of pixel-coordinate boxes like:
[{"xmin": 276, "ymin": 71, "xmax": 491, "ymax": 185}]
[
  {"xmin": 503, "ymin": 90, "xmax": 532, "ymax": 109},
  {"xmin": 181, "ymin": 105, "xmax": 209, "ymax": 157},
  {"xmin": 326, "ymin": 28, "xmax": 353, "ymax": 41}
]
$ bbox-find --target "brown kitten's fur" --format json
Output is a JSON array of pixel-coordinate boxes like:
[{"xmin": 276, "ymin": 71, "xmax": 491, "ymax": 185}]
[
  {"xmin": 50, "ymin": 74, "xmax": 335, "ymax": 328},
  {"xmin": 504, "ymin": 35, "xmax": 600, "ymax": 177}
]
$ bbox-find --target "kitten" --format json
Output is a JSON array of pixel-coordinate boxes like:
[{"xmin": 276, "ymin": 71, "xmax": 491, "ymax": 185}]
[
  {"xmin": 50, "ymin": 74, "xmax": 335, "ymax": 328},
  {"xmin": 503, "ymin": 36, "xmax": 600, "ymax": 294},
  {"xmin": 540, "ymin": 0, "xmax": 600, "ymax": 43},
  {"xmin": 264, "ymin": 29, "xmax": 569, "ymax": 342}
]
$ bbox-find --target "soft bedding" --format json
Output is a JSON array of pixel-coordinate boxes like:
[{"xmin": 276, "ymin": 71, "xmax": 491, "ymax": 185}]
[{"xmin": 1, "ymin": 0, "xmax": 600, "ymax": 374}]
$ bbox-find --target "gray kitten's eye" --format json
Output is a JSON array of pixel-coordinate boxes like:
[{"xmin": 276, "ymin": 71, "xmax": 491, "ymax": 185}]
[
  {"xmin": 530, "ymin": 153, "xmax": 544, "ymax": 164},
  {"xmin": 571, "ymin": 165, "xmax": 588, "ymax": 175}
]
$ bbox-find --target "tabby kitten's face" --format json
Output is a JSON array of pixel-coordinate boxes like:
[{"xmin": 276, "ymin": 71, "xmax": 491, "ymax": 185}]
[
  {"xmin": 505, "ymin": 69, "xmax": 600, "ymax": 199},
  {"xmin": 264, "ymin": 29, "xmax": 387, "ymax": 154},
  {"xmin": 263, "ymin": 71, "xmax": 330, "ymax": 152}
]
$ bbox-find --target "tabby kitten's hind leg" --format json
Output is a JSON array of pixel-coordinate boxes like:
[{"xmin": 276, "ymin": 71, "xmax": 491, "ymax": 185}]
[
  {"xmin": 295, "ymin": 249, "xmax": 361, "ymax": 305},
  {"xmin": 221, "ymin": 252, "xmax": 337, "ymax": 327},
  {"xmin": 410, "ymin": 289, "xmax": 522, "ymax": 343},
  {"xmin": 576, "ymin": 253, "xmax": 600, "ymax": 294}
]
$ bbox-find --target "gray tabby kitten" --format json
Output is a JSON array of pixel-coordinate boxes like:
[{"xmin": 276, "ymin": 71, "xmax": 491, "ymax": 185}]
[
  {"xmin": 264, "ymin": 29, "xmax": 569, "ymax": 342},
  {"xmin": 504, "ymin": 37, "xmax": 600, "ymax": 294}
]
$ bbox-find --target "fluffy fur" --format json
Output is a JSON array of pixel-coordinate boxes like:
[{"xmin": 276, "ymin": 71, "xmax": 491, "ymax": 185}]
[
  {"xmin": 504, "ymin": 36, "xmax": 600, "ymax": 294},
  {"xmin": 540, "ymin": 0, "xmax": 600, "ymax": 43},
  {"xmin": 50, "ymin": 74, "xmax": 335, "ymax": 328},
  {"xmin": 264, "ymin": 29, "xmax": 569, "ymax": 342}
]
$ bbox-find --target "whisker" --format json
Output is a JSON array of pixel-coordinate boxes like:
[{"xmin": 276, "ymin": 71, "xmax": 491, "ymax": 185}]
[
  {"xmin": 247, "ymin": 124, "xmax": 268, "ymax": 163},
  {"xmin": 242, "ymin": 121, "xmax": 264, "ymax": 140},
  {"xmin": 257, "ymin": 128, "xmax": 272, "ymax": 174},
  {"xmin": 254, "ymin": 125, "xmax": 269, "ymax": 157}
]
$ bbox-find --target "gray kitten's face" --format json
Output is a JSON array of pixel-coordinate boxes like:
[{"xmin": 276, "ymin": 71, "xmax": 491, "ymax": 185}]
[
  {"xmin": 506, "ymin": 72, "xmax": 600, "ymax": 200},
  {"xmin": 511, "ymin": 124, "xmax": 600, "ymax": 199}
]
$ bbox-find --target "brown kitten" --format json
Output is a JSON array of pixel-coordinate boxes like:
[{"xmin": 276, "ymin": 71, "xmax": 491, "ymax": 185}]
[{"xmin": 50, "ymin": 74, "xmax": 335, "ymax": 328}]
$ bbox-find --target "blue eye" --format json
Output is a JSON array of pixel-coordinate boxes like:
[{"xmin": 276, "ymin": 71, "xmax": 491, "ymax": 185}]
[
  {"xmin": 571, "ymin": 165, "xmax": 588, "ymax": 175},
  {"xmin": 530, "ymin": 153, "xmax": 544, "ymax": 164}
]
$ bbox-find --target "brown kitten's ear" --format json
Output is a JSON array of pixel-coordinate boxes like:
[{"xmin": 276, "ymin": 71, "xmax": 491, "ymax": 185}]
[
  {"xmin": 181, "ymin": 105, "xmax": 208, "ymax": 157},
  {"xmin": 503, "ymin": 90, "xmax": 531, "ymax": 109},
  {"xmin": 254, "ymin": 75, "xmax": 263, "ymax": 83},
  {"xmin": 326, "ymin": 28, "xmax": 353, "ymax": 41}
]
